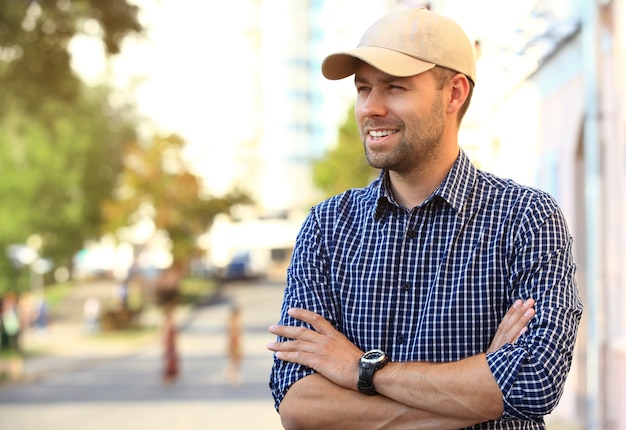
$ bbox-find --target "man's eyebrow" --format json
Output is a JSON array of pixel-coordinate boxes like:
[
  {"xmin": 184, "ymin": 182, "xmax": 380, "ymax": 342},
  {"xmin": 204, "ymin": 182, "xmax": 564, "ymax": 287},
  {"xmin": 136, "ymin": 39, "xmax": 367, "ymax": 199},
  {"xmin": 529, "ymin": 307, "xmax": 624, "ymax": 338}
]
[{"xmin": 354, "ymin": 75, "xmax": 404, "ymax": 85}]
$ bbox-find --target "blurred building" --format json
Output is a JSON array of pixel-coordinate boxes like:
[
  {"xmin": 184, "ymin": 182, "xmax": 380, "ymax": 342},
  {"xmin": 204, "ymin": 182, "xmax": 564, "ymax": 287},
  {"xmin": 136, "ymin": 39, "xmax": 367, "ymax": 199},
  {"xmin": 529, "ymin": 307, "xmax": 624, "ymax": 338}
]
[
  {"xmin": 202, "ymin": 0, "xmax": 398, "ymax": 274},
  {"xmin": 234, "ymin": 0, "xmax": 395, "ymax": 213},
  {"xmin": 439, "ymin": 0, "xmax": 626, "ymax": 428}
]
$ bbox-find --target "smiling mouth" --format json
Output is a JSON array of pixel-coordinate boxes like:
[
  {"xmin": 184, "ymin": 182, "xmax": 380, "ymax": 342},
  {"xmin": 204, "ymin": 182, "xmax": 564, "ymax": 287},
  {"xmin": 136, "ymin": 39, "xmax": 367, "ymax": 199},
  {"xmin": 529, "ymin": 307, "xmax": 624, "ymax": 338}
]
[{"xmin": 368, "ymin": 130, "xmax": 397, "ymax": 139}]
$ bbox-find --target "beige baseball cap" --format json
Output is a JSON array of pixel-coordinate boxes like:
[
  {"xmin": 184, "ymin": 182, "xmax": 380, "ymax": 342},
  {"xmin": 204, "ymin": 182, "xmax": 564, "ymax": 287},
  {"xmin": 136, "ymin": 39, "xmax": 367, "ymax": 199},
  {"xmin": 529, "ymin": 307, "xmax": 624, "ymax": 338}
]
[{"xmin": 322, "ymin": 8, "xmax": 476, "ymax": 85}]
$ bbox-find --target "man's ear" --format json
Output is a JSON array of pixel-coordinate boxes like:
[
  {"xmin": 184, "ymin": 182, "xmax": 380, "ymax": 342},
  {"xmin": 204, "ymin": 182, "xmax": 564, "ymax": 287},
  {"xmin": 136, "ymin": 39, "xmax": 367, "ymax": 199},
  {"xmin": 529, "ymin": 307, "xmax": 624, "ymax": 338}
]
[{"xmin": 446, "ymin": 74, "xmax": 470, "ymax": 114}]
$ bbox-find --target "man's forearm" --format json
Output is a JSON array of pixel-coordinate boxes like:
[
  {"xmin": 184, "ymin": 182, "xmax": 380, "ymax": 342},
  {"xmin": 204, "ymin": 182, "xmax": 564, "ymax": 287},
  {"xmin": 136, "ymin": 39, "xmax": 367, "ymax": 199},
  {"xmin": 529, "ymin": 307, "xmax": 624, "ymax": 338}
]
[
  {"xmin": 374, "ymin": 354, "xmax": 504, "ymax": 422},
  {"xmin": 270, "ymin": 300, "xmax": 534, "ymax": 428},
  {"xmin": 279, "ymin": 373, "xmax": 486, "ymax": 430}
]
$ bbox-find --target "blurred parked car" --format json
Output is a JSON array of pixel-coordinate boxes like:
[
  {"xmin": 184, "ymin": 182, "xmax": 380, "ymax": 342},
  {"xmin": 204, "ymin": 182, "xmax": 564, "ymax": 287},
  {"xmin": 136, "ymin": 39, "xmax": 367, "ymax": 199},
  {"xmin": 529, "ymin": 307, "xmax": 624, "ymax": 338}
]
[{"xmin": 223, "ymin": 250, "xmax": 267, "ymax": 280}]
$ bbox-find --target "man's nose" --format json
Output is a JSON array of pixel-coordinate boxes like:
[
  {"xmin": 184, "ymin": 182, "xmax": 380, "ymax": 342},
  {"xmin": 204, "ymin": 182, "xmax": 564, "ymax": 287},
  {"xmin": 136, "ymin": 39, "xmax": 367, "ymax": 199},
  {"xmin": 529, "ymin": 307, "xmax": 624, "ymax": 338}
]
[{"xmin": 360, "ymin": 89, "xmax": 388, "ymax": 118}]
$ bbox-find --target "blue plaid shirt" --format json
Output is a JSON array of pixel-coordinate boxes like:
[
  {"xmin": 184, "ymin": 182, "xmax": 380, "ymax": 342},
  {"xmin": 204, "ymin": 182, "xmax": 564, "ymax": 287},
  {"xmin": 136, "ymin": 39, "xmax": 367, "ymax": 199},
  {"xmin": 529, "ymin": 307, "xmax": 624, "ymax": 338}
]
[{"xmin": 270, "ymin": 150, "xmax": 583, "ymax": 429}]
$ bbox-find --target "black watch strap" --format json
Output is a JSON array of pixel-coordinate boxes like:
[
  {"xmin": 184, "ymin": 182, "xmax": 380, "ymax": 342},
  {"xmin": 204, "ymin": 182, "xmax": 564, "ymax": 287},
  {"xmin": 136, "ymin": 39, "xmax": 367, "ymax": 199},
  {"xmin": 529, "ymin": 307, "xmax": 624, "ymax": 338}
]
[{"xmin": 357, "ymin": 350, "xmax": 389, "ymax": 395}]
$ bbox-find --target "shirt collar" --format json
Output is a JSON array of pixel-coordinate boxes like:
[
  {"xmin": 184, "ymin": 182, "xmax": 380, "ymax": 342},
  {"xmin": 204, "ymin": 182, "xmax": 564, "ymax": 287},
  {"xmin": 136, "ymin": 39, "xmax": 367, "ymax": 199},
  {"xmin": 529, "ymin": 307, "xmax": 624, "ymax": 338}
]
[
  {"xmin": 433, "ymin": 149, "xmax": 476, "ymax": 213},
  {"xmin": 374, "ymin": 149, "xmax": 476, "ymax": 216}
]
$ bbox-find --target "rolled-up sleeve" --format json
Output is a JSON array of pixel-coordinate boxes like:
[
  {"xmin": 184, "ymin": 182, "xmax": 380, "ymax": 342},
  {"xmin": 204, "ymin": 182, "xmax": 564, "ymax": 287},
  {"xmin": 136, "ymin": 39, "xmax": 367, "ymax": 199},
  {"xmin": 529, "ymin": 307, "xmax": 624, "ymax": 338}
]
[
  {"xmin": 268, "ymin": 288, "xmax": 317, "ymax": 411},
  {"xmin": 269, "ymin": 208, "xmax": 337, "ymax": 411},
  {"xmin": 487, "ymin": 195, "xmax": 583, "ymax": 420}
]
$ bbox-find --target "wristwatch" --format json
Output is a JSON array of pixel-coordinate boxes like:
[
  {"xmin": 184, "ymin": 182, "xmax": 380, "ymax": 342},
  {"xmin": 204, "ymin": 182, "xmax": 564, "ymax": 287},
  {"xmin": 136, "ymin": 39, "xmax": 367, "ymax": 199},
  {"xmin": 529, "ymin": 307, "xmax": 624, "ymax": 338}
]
[{"xmin": 357, "ymin": 349, "xmax": 389, "ymax": 395}]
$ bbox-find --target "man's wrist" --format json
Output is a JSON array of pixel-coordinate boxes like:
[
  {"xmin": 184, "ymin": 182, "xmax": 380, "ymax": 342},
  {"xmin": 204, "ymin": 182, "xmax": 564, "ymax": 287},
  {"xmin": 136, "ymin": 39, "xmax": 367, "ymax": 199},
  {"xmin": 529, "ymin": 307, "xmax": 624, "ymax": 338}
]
[{"xmin": 357, "ymin": 349, "xmax": 389, "ymax": 395}]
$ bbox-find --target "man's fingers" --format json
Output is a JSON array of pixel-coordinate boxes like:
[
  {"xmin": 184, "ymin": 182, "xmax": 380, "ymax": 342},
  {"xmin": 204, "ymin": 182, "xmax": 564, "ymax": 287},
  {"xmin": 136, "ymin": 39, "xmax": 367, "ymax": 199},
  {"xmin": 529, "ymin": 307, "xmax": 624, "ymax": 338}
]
[
  {"xmin": 287, "ymin": 307, "xmax": 336, "ymax": 335},
  {"xmin": 487, "ymin": 298, "xmax": 536, "ymax": 353},
  {"xmin": 266, "ymin": 328, "xmax": 320, "ymax": 358},
  {"xmin": 268, "ymin": 323, "xmax": 319, "ymax": 342},
  {"xmin": 266, "ymin": 339, "xmax": 317, "ymax": 367},
  {"xmin": 514, "ymin": 299, "xmax": 536, "ymax": 336},
  {"xmin": 500, "ymin": 299, "xmax": 535, "ymax": 334}
]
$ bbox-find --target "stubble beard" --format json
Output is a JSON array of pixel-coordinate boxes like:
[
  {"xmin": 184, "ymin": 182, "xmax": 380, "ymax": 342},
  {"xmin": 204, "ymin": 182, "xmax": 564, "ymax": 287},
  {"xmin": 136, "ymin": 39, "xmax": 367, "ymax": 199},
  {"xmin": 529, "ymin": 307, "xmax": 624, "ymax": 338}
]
[{"xmin": 362, "ymin": 94, "xmax": 446, "ymax": 174}]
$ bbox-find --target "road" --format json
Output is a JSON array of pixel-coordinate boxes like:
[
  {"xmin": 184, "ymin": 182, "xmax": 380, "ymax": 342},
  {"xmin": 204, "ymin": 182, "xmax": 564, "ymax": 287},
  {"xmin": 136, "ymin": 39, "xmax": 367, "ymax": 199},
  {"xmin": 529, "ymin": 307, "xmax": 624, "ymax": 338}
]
[{"xmin": 0, "ymin": 281, "xmax": 286, "ymax": 430}]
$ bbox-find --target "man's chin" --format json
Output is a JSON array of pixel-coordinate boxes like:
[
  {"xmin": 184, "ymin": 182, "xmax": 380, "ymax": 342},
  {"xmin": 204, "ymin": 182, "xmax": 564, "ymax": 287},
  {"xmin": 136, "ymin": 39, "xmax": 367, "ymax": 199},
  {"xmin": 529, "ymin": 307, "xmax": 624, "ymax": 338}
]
[{"xmin": 365, "ymin": 153, "xmax": 391, "ymax": 170}]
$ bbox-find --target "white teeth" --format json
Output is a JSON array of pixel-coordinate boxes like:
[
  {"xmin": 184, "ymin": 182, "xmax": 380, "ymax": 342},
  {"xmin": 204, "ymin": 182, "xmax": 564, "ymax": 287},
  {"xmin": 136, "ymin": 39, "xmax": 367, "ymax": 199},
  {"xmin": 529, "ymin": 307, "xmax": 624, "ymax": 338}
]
[{"xmin": 369, "ymin": 130, "xmax": 394, "ymax": 138}]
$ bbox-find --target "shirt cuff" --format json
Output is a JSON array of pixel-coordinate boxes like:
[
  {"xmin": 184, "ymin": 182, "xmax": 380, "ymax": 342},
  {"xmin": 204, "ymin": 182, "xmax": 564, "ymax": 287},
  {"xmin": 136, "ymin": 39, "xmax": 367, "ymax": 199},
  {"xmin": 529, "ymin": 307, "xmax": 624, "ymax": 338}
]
[{"xmin": 486, "ymin": 344, "xmax": 533, "ymax": 421}]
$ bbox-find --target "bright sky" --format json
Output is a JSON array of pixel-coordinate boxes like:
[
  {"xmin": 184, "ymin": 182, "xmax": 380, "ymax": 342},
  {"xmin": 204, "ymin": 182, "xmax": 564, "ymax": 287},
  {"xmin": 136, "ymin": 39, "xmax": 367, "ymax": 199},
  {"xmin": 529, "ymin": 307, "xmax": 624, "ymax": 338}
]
[
  {"xmin": 70, "ymin": 0, "xmax": 539, "ymax": 198},
  {"xmin": 71, "ymin": 0, "xmax": 259, "ymax": 195}
]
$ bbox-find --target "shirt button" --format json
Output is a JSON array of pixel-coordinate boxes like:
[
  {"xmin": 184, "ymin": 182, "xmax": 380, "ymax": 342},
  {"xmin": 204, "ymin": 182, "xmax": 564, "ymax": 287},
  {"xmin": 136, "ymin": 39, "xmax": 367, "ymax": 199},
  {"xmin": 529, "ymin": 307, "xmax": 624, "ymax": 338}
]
[
  {"xmin": 396, "ymin": 334, "xmax": 406, "ymax": 344},
  {"xmin": 406, "ymin": 230, "xmax": 417, "ymax": 238},
  {"xmin": 402, "ymin": 282, "xmax": 411, "ymax": 291}
]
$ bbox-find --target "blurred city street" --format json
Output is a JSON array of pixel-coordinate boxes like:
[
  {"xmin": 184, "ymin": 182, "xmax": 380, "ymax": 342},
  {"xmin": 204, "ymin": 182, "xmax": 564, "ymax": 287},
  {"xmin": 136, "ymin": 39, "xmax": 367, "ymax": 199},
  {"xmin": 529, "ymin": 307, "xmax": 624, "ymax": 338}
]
[{"xmin": 0, "ymin": 280, "xmax": 285, "ymax": 430}]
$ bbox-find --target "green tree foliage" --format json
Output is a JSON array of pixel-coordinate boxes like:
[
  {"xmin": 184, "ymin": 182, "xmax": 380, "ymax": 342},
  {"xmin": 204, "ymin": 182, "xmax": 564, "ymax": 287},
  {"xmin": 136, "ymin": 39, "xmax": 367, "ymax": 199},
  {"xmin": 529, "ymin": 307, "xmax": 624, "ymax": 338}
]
[
  {"xmin": 102, "ymin": 134, "xmax": 253, "ymax": 265},
  {"xmin": 0, "ymin": 86, "xmax": 136, "ymax": 294},
  {"xmin": 312, "ymin": 104, "xmax": 379, "ymax": 199},
  {"xmin": 0, "ymin": 0, "xmax": 141, "ymax": 116},
  {"xmin": 0, "ymin": 0, "xmax": 142, "ymax": 295}
]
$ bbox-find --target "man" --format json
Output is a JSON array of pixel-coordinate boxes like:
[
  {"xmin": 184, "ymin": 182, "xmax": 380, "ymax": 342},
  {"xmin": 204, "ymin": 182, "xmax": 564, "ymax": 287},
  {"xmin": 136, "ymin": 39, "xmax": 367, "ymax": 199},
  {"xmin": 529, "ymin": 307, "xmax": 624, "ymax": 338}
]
[{"xmin": 267, "ymin": 7, "xmax": 582, "ymax": 429}]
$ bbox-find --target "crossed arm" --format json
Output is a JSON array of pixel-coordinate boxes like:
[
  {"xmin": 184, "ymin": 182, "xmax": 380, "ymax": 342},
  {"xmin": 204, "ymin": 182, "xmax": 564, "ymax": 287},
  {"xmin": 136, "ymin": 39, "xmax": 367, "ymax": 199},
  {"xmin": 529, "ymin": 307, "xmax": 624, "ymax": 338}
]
[{"xmin": 267, "ymin": 299, "xmax": 536, "ymax": 430}]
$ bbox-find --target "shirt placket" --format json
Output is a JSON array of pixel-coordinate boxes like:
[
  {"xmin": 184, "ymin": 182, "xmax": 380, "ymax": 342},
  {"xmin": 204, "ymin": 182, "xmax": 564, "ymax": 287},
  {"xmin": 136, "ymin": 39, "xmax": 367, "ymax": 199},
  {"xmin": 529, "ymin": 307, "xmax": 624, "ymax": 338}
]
[{"xmin": 389, "ymin": 206, "xmax": 427, "ymax": 358}]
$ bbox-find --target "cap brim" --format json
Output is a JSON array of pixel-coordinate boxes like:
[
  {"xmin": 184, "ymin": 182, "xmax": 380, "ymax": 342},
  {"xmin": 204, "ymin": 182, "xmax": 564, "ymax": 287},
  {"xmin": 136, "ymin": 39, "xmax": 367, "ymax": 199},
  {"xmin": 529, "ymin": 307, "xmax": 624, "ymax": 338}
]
[{"xmin": 322, "ymin": 47, "xmax": 436, "ymax": 80}]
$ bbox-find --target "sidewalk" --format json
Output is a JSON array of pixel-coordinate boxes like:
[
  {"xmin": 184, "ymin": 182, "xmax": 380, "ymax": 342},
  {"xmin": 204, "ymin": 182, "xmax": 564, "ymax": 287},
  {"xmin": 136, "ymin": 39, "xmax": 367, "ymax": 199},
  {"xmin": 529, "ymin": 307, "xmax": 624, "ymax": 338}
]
[
  {"xmin": 15, "ymin": 302, "xmax": 193, "ymax": 384},
  {"xmin": 4, "ymin": 277, "xmax": 206, "ymax": 384},
  {"xmin": 0, "ymin": 281, "xmax": 285, "ymax": 430}
]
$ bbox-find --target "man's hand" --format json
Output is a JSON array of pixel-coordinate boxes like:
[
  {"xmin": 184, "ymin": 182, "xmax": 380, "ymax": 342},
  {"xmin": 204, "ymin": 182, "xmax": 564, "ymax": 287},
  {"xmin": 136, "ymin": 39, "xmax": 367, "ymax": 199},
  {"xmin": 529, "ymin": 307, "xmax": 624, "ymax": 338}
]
[
  {"xmin": 268, "ymin": 298, "xmax": 536, "ymax": 390},
  {"xmin": 267, "ymin": 308, "xmax": 364, "ymax": 391},
  {"xmin": 487, "ymin": 298, "xmax": 535, "ymax": 353}
]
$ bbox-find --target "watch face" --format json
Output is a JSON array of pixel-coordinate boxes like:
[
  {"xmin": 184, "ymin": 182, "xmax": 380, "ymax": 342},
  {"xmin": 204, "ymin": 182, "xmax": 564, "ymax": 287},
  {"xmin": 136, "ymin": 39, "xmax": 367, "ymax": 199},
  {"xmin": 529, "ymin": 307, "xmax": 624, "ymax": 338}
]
[{"xmin": 362, "ymin": 349, "xmax": 386, "ymax": 363}]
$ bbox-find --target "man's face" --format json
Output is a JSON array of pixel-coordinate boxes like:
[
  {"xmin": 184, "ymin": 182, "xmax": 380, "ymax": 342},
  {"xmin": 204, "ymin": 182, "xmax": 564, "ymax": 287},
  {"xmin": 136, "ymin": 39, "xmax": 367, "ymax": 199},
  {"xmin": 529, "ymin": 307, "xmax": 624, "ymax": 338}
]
[{"xmin": 353, "ymin": 63, "xmax": 446, "ymax": 174}]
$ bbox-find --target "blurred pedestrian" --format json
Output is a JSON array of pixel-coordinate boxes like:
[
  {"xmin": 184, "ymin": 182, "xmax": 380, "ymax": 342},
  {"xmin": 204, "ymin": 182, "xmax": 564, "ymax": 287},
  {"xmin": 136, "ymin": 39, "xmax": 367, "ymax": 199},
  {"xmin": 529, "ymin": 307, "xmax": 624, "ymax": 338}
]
[
  {"xmin": 83, "ymin": 296, "xmax": 101, "ymax": 333},
  {"xmin": 225, "ymin": 303, "xmax": 242, "ymax": 385},
  {"xmin": 117, "ymin": 282, "xmax": 129, "ymax": 310},
  {"xmin": 156, "ymin": 263, "xmax": 182, "ymax": 385},
  {"xmin": 33, "ymin": 297, "xmax": 49, "ymax": 336},
  {"xmin": 1, "ymin": 294, "xmax": 21, "ymax": 351},
  {"xmin": 162, "ymin": 302, "xmax": 179, "ymax": 384}
]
